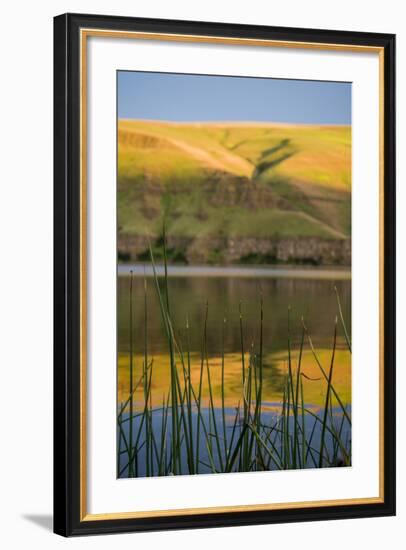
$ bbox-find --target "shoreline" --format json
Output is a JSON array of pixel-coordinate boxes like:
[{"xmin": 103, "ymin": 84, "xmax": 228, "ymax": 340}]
[{"xmin": 117, "ymin": 263, "xmax": 351, "ymax": 280}]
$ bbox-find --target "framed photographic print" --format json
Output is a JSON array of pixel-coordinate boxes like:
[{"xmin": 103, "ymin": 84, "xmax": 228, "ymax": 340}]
[{"xmin": 53, "ymin": 13, "xmax": 396, "ymax": 536}]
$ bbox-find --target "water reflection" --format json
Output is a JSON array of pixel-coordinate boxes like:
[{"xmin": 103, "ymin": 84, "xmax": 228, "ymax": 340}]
[{"xmin": 117, "ymin": 273, "xmax": 351, "ymax": 357}]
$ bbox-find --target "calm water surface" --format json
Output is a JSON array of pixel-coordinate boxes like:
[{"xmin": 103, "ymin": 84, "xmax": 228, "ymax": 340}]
[{"xmin": 117, "ymin": 265, "xmax": 351, "ymax": 356}]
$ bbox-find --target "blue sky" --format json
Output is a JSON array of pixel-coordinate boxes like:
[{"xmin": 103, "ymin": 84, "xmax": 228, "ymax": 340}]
[{"xmin": 117, "ymin": 71, "xmax": 351, "ymax": 125}]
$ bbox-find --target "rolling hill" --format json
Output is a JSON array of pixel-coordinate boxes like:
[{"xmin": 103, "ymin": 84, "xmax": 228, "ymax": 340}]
[{"xmin": 117, "ymin": 120, "xmax": 351, "ymax": 266}]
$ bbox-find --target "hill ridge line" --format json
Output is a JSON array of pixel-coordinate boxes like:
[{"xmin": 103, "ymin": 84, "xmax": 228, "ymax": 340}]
[{"xmin": 119, "ymin": 118, "xmax": 350, "ymax": 129}]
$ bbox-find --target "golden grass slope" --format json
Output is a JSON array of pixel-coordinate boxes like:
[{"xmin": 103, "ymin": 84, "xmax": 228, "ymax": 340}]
[{"xmin": 118, "ymin": 120, "xmax": 351, "ymax": 241}]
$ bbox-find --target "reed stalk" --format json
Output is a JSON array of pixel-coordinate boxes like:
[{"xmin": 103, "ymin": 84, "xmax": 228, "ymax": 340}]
[{"xmin": 117, "ymin": 233, "xmax": 351, "ymax": 478}]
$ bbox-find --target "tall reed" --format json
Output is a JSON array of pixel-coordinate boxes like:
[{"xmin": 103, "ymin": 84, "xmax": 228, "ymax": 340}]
[{"xmin": 117, "ymin": 238, "xmax": 352, "ymax": 478}]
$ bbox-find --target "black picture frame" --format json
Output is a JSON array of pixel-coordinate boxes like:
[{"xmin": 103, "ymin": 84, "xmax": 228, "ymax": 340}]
[{"xmin": 54, "ymin": 12, "xmax": 396, "ymax": 536}]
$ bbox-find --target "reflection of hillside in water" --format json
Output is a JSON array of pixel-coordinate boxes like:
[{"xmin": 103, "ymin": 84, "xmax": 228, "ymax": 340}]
[{"xmin": 117, "ymin": 274, "xmax": 351, "ymax": 357}]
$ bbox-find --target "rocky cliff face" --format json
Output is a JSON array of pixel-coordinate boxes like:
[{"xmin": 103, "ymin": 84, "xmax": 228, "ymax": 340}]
[{"xmin": 118, "ymin": 233, "xmax": 351, "ymax": 266}]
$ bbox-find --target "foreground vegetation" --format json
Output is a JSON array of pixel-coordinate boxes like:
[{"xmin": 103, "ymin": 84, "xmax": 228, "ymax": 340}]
[{"xmin": 117, "ymin": 242, "xmax": 352, "ymax": 478}]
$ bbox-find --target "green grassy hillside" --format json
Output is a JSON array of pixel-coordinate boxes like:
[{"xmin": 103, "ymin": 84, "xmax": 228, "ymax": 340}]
[{"xmin": 118, "ymin": 120, "xmax": 351, "ymax": 262}]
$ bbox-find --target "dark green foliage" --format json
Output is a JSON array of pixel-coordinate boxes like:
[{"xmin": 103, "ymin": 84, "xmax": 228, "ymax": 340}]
[
  {"xmin": 137, "ymin": 235, "xmax": 188, "ymax": 264},
  {"xmin": 239, "ymin": 252, "xmax": 278, "ymax": 265},
  {"xmin": 118, "ymin": 250, "xmax": 131, "ymax": 262}
]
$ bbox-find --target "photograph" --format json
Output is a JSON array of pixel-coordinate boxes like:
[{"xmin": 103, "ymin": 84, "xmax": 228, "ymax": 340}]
[
  {"xmin": 51, "ymin": 9, "xmax": 395, "ymax": 537},
  {"xmin": 116, "ymin": 71, "xmax": 352, "ymax": 479},
  {"xmin": 0, "ymin": 2, "xmax": 399, "ymax": 545}
]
